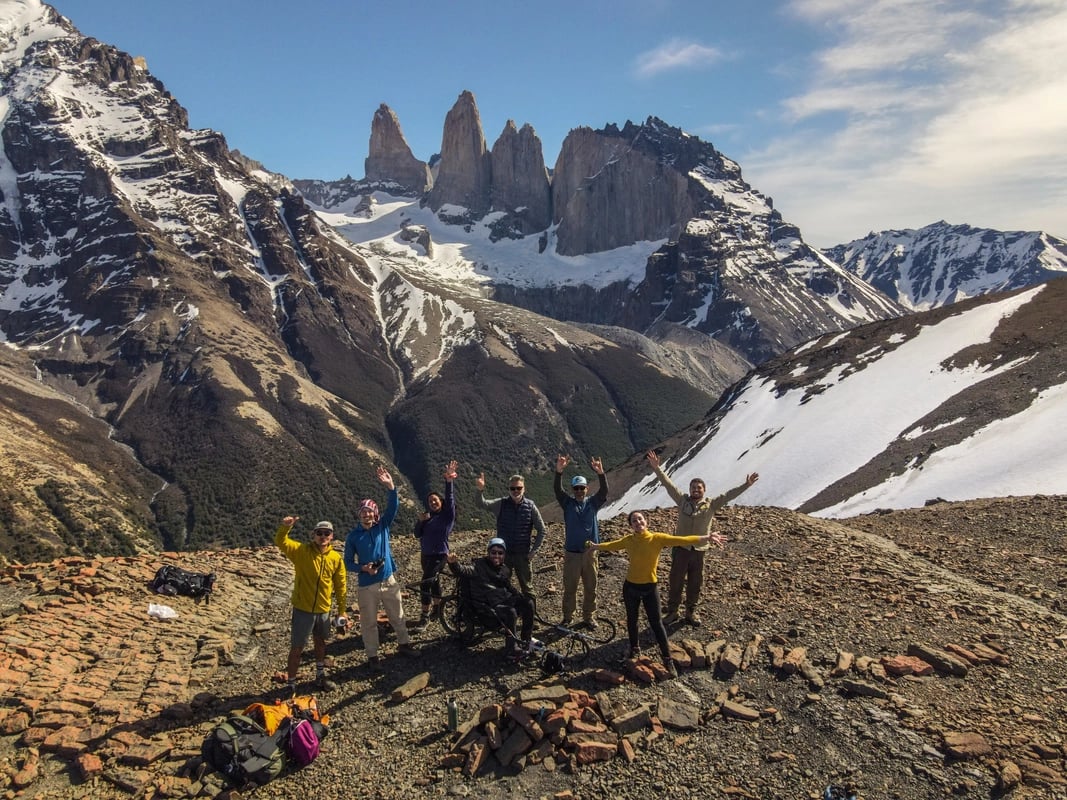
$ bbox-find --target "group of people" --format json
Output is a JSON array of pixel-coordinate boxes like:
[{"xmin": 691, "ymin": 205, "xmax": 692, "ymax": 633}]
[{"xmin": 273, "ymin": 450, "xmax": 758, "ymax": 690}]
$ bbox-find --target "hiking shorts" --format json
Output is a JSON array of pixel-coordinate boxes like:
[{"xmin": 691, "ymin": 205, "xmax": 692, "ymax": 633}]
[{"xmin": 291, "ymin": 608, "xmax": 331, "ymax": 647}]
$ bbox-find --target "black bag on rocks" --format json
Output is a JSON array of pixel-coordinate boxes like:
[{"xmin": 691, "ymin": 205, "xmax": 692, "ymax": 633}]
[
  {"xmin": 542, "ymin": 649, "xmax": 567, "ymax": 675},
  {"xmin": 201, "ymin": 713, "xmax": 287, "ymax": 787},
  {"xmin": 150, "ymin": 565, "xmax": 216, "ymax": 602}
]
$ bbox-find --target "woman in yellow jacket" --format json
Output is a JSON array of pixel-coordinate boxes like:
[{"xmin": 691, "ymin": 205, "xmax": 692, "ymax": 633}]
[
  {"xmin": 586, "ymin": 510, "xmax": 713, "ymax": 677},
  {"xmin": 275, "ymin": 515, "xmax": 347, "ymax": 693}
]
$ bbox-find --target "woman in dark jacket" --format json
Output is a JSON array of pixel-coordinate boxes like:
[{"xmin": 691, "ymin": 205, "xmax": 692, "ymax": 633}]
[{"xmin": 413, "ymin": 460, "xmax": 458, "ymax": 624}]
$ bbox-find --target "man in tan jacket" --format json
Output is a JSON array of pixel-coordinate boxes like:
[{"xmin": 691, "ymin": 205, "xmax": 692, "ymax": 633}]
[{"xmin": 645, "ymin": 450, "xmax": 758, "ymax": 625}]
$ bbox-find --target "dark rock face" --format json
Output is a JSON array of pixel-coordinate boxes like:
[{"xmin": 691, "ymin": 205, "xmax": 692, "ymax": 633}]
[
  {"xmin": 425, "ymin": 91, "xmax": 492, "ymax": 216},
  {"xmin": 489, "ymin": 120, "xmax": 551, "ymax": 236},
  {"xmin": 364, "ymin": 104, "xmax": 432, "ymax": 195},
  {"xmin": 551, "ymin": 125, "xmax": 693, "ymax": 256},
  {"xmin": 484, "ymin": 117, "xmax": 902, "ymax": 363}
]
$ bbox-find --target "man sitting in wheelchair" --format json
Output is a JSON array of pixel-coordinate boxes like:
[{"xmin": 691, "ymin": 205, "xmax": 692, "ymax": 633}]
[{"xmin": 447, "ymin": 538, "xmax": 534, "ymax": 660}]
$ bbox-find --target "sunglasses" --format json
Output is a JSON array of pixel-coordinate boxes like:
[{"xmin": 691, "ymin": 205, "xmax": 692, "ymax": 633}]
[
  {"xmin": 313, "ymin": 530, "xmax": 333, "ymax": 537},
  {"xmin": 509, "ymin": 486, "xmax": 524, "ymax": 492},
  {"xmin": 573, "ymin": 486, "xmax": 587, "ymax": 491}
]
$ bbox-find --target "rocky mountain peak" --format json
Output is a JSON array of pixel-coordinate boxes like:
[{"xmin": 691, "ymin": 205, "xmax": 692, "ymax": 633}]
[
  {"xmin": 825, "ymin": 221, "xmax": 1067, "ymax": 310},
  {"xmin": 551, "ymin": 122, "xmax": 694, "ymax": 256},
  {"xmin": 488, "ymin": 119, "xmax": 551, "ymax": 237},
  {"xmin": 364, "ymin": 103, "xmax": 432, "ymax": 195},
  {"xmin": 425, "ymin": 90, "xmax": 492, "ymax": 217}
]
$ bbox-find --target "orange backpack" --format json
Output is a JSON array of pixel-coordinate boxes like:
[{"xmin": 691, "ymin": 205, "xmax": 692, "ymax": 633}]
[
  {"xmin": 242, "ymin": 700, "xmax": 292, "ymax": 735},
  {"xmin": 244, "ymin": 695, "xmax": 330, "ymax": 733}
]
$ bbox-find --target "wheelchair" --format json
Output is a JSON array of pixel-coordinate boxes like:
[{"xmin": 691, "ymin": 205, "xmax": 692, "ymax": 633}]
[{"xmin": 438, "ymin": 571, "xmax": 508, "ymax": 646}]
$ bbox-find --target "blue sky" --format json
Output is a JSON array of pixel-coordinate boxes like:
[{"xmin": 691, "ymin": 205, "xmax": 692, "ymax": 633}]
[{"xmin": 50, "ymin": 0, "xmax": 1066, "ymax": 248}]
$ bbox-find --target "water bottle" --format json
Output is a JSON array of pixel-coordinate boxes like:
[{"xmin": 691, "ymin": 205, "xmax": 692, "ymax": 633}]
[{"xmin": 446, "ymin": 696, "xmax": 458, "ymax": 732}]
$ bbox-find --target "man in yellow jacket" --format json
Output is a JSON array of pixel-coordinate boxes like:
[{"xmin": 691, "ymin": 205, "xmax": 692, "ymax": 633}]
[{"xmin": 275, "ymin": 515, "xmax": 348, "ymax": 693}]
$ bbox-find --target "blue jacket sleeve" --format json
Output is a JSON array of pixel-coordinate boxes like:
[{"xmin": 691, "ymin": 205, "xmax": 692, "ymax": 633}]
[
  {"xmin": 380, "ymin": 489, "xmax": 399, "ymax": 527},
  {"xmin": 592, "ymin": 472, "xmax": 608, "ymax": 508},
  {"xmin": 442, "ymin": 481, "xmax": 456, "ymax": 525},
  {"xmin": 343, "ymin": 531, "xmax": 358, "ymax": 573},
  {"xmin": 553, "ymin": 471, "xmax": 568, "ymax": 507}
]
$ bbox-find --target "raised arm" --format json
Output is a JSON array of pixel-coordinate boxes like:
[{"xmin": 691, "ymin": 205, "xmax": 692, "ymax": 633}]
[
  {"xmin": 441, "ymin": 460, "xmax": 458, "ymax": 523},
  {"xmin": 708, "ymin": 472, "xmax": 760, "ymax": 512},
  {"xmin": 446, "ymin": 551, "xmax": 474, "ymax": 578},
  {"xmin": 590, "ymin": 457, "xmax": 608, "ymax": 507},
  {"xmin": 646, "ymin": 449, "xmax": 685, "ymax": 505},
  {"xmin": 274, "ymin": 515, "xmax": 300, "ymax": 555},
  {"xmin": 553, "ymin": 455, "xmax": 569, "ymax": 506},
  {"xmin": 474, "ymin": 472, "xmax": 497, "ymax": 511}
]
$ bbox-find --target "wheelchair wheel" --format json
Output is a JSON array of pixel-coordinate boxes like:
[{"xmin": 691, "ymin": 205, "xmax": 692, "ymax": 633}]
[
  {"xmin": 555, "ymin": 631, "xmax": 590, "ymax": 664},
  {"xmin": 439, "ymin": 596, "xmax": 477, "ymax": 646},
  {"xmin": 589, "ymin": 616, "xmax": 617, "ymax": 644}
]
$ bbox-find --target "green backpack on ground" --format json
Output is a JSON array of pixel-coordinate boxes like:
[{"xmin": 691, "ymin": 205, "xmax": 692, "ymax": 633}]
[{"xmin": 201, "ymin": 713, "xmax": 287, "ymax": 787}]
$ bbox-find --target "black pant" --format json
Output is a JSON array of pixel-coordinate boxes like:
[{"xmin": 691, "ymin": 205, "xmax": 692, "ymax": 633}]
[
  {"xmin": 622, "ymin": 580, "xmax": 669, "ymax": 658},
  {"xmin": 419, "ymin": 553, "xmax": 448, "ymax": 607},
  {"xmin": 493, "ymin": 594, "xmax": 534, "ymax": 647}
]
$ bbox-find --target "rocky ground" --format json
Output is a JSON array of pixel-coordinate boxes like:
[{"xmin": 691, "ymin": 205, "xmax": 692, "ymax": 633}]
[{"xmin": 1, "ymin": 497, "xmax": 1065, "ymax": 800}]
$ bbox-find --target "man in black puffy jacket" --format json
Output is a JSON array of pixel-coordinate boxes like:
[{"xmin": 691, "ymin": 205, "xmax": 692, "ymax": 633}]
[
  {"xmin": 474, "ymin": 473, "xmax": 545, "ymax": 598},
  {"xmin": 447, "ymin": 538, "xmax": 534, "ymax": 657}
]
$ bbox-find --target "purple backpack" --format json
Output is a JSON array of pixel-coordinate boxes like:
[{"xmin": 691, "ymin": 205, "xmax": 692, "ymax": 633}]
[{"xmin": 284, "ymin": 718, "xmax": 320, "ymax": 767}]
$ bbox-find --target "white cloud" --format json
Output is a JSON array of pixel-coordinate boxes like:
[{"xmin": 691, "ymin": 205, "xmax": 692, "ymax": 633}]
[
  {"xmin": 633, "ymin": 38, "xmax": 724, "ymax": 78},
  {"xmin": 744, "ymin": 0, "xmax": 1067, "ymax": 246}
]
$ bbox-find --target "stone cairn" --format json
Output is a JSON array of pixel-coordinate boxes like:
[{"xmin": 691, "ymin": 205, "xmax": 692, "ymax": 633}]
[{"xmin": 435, "ymin": 630, "xmax": 1031, "ymax": 785}]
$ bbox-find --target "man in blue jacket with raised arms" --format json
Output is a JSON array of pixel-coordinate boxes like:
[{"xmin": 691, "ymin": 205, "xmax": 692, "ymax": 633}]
[
  {"xmin": 344, "ymin": 464, "xmax": 417, "ymax": 666},
  {"xmin": 554, "ymin": 454, "xmax": 607, "ymax": 628}
]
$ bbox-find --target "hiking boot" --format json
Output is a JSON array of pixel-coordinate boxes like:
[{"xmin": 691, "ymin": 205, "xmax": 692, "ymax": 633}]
[
  {"xmin": 366, "ymin": 655, "xmax": 383, "ymax": 670},
  {"xmin": 662, "ymin": 610, "xmax": 680, "ymax": 625},
  {"xmin": 582, "ymin": 618, "xmax": 599, "ymax": 631},
  {"xmin": 560, "ymin": 616, "xmax": 573, "ymax": 628},
  {"xmin": 315, "ymin": 675, "xmax": 338, "ymax": 692},
  {"xmin": 685, "ymin": 611, "xmax": 702, "ymax": 626},
  {"xmin": 397, "ymin": 643, "xmax": 419, "ymax": 657},
  {"xmin": 663, "ymin": 659, "xmax": 679, "ymax": 679},
  {"xmin": 627, "ymin": 647, "xmax": 642, "ymax": 660}
]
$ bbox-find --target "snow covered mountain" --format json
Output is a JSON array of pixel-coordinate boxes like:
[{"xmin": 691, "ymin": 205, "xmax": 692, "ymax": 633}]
[
  {"xmin": 1, "ymin": 1, "xmax": 1062, "ymax": 559},
  {"xmin": 297, "ymin": 97, "xmax": 903, "ymax": 366},
  {"xmin": 605, "ymin": 277, "xmax": 1067, "ymax": 519},
  {"xmin": 825, "ymin": 221, "xmax": 1067, "ymax": 311}
]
